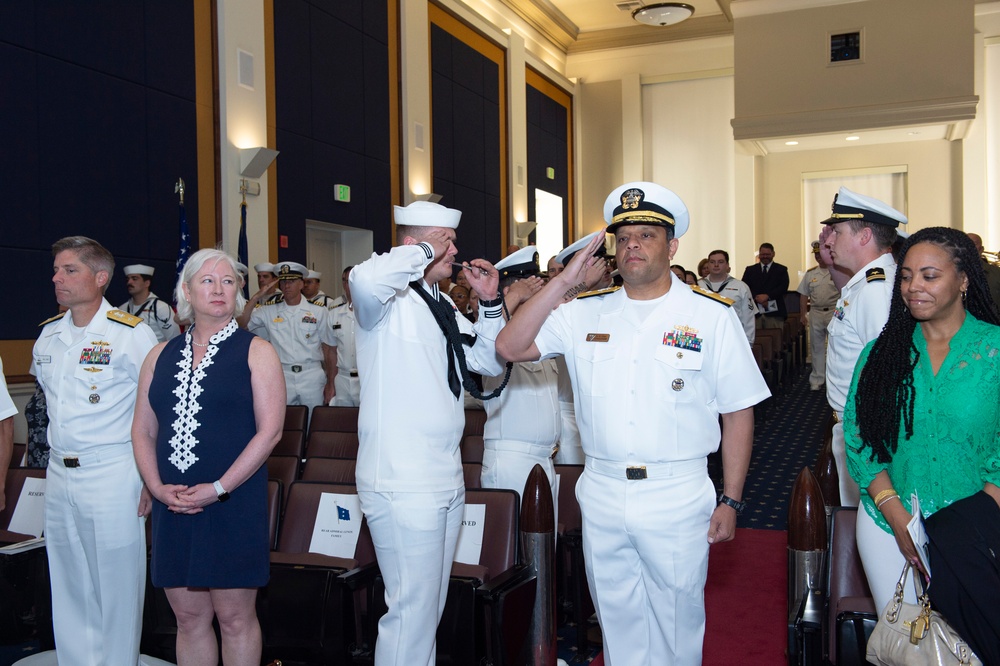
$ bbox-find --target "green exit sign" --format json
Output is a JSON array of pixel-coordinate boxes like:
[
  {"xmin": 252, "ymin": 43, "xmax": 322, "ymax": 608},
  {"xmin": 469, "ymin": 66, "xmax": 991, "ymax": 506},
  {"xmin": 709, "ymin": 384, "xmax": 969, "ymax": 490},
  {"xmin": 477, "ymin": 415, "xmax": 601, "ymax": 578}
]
[
  {"xmin": 546, "ymin": 167, "xmax": 555, "ymax": 180},
  {"xmin": 335, "ymin": 184, "xmax": 351, "ymax": 202}
]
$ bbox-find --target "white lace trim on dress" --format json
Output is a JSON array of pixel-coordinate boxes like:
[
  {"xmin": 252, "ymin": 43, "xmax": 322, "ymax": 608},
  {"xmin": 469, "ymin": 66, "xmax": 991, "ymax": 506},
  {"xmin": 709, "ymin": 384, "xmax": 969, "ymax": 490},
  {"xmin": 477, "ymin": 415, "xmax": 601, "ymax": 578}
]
[{"xmin": 168, "ymin": 319, "xmax": 238, "ymax": 472}]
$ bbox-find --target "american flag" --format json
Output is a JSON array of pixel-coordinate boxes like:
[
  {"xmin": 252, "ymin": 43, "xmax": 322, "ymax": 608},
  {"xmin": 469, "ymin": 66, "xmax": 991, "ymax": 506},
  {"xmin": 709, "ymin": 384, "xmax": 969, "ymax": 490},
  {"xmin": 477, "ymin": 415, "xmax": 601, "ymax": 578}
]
[{"xmin": 175, "ymin": 198, "xmax": 192, "ymax": 293}]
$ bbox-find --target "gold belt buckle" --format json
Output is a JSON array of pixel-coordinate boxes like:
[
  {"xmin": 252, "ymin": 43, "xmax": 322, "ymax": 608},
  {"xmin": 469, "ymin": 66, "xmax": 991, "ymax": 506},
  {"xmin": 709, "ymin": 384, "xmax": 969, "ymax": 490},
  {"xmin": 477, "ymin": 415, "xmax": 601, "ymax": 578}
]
[
  {"xmin": 63, "ymin": 457, "xmax": 81, "ymax": 468},
  {"xmin": 291, "ymin": 365, "xmax": 303, "ymax": 373},
  {"xmin": 626, "ymin": 466, "xmax": 647, "ymax": 480}
]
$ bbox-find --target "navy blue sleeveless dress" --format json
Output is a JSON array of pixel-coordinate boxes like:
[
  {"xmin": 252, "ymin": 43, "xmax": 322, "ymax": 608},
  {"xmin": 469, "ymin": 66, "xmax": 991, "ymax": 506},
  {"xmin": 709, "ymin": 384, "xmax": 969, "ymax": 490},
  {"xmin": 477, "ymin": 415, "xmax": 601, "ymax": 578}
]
[{"xmin": 149, "ymin": 325, "xmax": 269, "ymax": 588}]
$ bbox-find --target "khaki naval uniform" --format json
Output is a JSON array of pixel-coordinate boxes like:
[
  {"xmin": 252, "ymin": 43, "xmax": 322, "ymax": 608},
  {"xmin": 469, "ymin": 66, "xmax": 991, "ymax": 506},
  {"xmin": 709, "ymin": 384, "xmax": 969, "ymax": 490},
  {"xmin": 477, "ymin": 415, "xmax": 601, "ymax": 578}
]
[
  {"xmin": 534, "ymin": 276, "xmax": 769, "ymax": 665},
  {"xmin": 248, "ymin": 299, "xmax": 336, "ymax": 409},
  {"xmin": 32, "ymin": 301, "xmax": 157, "ymax": 666},
  {"xmin": 329, "ymin": 302, "xmax": 360, "ymax": 406},
  {"xmin": 826, "ymin": 253, "xmax": 895, "ymax": 506},
  {"xmin": 796, "ymin": 266, "xmax": 839, "ymax": 390},
  {"xmin": 120, "ymin": 292, "xmax": 180, "ymax": 343},
  {"xmin": 351, "ymin": 242, "xmax": 506, "ymax": 666}
]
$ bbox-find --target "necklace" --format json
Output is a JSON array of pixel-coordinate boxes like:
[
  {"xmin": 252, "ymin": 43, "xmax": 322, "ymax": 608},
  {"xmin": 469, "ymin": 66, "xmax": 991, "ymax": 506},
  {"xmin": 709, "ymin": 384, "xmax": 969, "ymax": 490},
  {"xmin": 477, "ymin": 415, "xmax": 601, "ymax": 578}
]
[{"xmin": 192, "ymin": 340, "xmax": 210, "ymax": 348}]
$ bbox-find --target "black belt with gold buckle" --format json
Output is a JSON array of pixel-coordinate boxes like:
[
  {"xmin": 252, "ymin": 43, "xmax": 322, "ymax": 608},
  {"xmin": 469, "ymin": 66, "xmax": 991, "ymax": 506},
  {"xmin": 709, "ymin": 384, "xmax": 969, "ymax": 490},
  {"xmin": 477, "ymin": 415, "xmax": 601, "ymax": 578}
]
[
  {"xmin": 626, "ymin": 466, "xmax": 647, "ymax": 480},
  {"xmin": 350, "ymin": 371, "xmax": 359, "ymax": 377},
  {"xmin": 63, "ymin": 457, "xmax": 81, "ymax": 468},
  {"xmin": 291, "ymin": 365, "xmax": 302, "ymax": 373}
]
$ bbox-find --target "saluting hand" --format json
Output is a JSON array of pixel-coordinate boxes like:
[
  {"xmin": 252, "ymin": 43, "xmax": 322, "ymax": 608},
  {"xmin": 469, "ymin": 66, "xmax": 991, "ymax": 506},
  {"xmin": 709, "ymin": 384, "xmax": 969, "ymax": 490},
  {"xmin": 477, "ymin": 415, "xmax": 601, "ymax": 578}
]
[
  {"xmin": 554, "ymin": 233, "xmax": 606, "ymax": 302},
  {"xmin": 504, "ymin": 275, "xmax": 544, "ymax": 307},
  {"xmin": 419, "ymin": 228, "xmax": 455, "ymax": 261}
]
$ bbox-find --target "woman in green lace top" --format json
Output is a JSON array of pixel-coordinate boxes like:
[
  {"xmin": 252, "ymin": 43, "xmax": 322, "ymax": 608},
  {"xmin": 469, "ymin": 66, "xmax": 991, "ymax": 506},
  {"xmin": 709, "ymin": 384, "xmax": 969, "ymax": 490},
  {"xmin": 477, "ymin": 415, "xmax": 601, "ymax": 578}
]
[{"xmin": 845, "ymin": 227, "xmax": 1000, "ymax": 614}]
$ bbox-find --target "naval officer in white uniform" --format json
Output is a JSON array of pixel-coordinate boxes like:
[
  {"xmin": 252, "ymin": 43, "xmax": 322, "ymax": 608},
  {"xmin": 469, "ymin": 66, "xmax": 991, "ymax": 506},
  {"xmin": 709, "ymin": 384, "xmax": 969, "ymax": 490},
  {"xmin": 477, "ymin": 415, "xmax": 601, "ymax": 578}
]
[
  {"xmin": 822, "ymin": 187, "xmax": 907, "ymax": 506},
  {"xmin": 497, "ymin": 183, "xmax": 770, "ymax": 665},
  {"xmin": 246, "ymin": 261, "xmax": 337, "ymax": 409},
  {"xmin": 350, "ymin": 200, "xmax": 507, "ymax": 666},
  {"xmin": 329, "ymin": 266, "xmax": 360, "ymax": 406},
  {"xmin": 32, "ymin": 236, "xmax": 157, "ymax": 666},
  {"xmin": 119, "ymin": 263, "xmax": 180, "ymax": 343}
]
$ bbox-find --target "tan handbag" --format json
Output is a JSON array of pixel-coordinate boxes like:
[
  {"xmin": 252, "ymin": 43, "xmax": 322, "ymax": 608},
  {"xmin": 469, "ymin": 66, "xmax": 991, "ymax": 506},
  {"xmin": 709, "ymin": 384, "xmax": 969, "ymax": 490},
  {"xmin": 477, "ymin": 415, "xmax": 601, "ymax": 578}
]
[{"xmin": 866, "ymin": 563, "xmax": 981, "ymax": 666}]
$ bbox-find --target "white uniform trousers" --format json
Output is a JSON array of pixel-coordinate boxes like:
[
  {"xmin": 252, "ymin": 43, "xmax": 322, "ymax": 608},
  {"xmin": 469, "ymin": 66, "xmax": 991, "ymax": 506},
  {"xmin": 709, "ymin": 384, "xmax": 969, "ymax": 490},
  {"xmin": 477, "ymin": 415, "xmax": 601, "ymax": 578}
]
[
  {"xmin": 282, "ymin": 361, "xmax": 326, "ymax": 410},
  {"xmin": 807, "ymin": 309, "xmax": 834, "ymax": 389},
  {"xmin": 856, "ymin": 505, "xmax": 917, "ymax": 613},
  {"xmin": 45, "ymin": 445, "xmax": 146, "ymax": 666},
  {"xmin": 830, "ymin": 421, "xmax": 861, "ymax": 506},
  {"xmin": 554, "ymin": 401, "xmax": 584, "ymax": 464},
  {"xmin": 331, "ymin": 371, "xmax": 361, "ymax": 406},
  {"xmin": 360, "ymin": 488, "xmax": 464, "ymax": 666},
  {"xmin": 578, "ymin": 458, "xmax": 715, "ymax": 666},
  {"xmin": 481, "ymin": 440, "xmax": 556, "ymax": 504}
]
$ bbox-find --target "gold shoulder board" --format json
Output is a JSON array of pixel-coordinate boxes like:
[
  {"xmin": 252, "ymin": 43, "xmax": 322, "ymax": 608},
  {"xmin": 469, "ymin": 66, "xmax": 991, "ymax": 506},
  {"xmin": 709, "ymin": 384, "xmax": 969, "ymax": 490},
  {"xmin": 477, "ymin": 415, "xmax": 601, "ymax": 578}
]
[
  {"xmin": 577, "ymin": 285, "xmax": 622, "ymax": 299},
  {"xmin": 865, "ymin": 267, "xmax": 886, "ymax": 282},
  {"xmin": 107, "ymin": 309, "xmax": 143, "ymax": 327},
  {"xmin": 690, "ymin": 285, "xmax": 734, "ymax": 307},
  {"xmin": 38, "ymin": 312, "xmax": 67, "ymax": 327}
]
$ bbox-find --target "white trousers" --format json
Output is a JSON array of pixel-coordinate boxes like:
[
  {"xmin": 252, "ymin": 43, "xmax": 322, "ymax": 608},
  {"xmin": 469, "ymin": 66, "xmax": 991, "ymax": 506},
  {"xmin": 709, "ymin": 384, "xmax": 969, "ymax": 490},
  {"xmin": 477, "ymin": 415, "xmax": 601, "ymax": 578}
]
[
  {"xmin": 45, "ymin": 445, "xmax": 146, "ymax": 666},
  {"xmin": 578, "ymin": 459, "xmax": 715, "ymax": 666},
  {"xmin": 359, "ymin": 488, "xmax": 464, "ymax": 666},
  {"xmin": 831, "ymin": 422, "xmax": 861, "ymax": 506},
  {"xmin": 553, "ymin": 401, "xmax": 584, "ymax": 465},
  {"xmin": 856, "ymin": 505, "xmax": 917, "ymax": 613},
  {"xmin": 481, "ymin": 441, "xmax": 556, "ymax": 504},
  {"xmin": 283, "ymin": 364, "xmax": 326, "ymax": 410},
  {"xmin": 807, "ymin": 309, "xmax": 834, "ymax": 388},
  {"xmin": 331, "ymin": 372, "xmax": 361, "ymax": 406}
]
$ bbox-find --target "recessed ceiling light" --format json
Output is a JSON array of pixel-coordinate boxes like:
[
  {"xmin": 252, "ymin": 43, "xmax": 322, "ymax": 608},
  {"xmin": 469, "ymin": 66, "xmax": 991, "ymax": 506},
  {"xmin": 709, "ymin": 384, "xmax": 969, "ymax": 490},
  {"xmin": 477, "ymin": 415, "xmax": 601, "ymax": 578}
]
[
  {"xmin": 785, "ymin": 141, "xmax": 799, "ymax": 146},
  {"xmin": 907, "ymin": 131, "xmax": 921, "ymax": 136},
  {"xmin": 846, "ymin": 136, "xmax": 860, "ymax": 141}
]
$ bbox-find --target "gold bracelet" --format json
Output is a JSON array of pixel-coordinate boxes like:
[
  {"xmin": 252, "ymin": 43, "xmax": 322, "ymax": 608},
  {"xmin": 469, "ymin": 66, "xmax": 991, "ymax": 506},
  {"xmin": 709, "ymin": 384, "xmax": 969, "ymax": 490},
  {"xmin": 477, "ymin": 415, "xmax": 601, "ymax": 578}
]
[
  {"xmin": 876, "ymin": 493, "xmax": 900, "ymax": 510},
  {"xmin": 872, "ymin": 488, "xmax": 897, "ymax": 506}
]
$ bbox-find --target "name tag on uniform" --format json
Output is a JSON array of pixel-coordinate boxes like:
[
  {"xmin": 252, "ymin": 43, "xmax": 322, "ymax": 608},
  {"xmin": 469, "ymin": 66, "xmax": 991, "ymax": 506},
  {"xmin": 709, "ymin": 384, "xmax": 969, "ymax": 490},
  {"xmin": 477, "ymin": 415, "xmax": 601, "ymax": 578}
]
[
  {"xmin": 586, "ymin": 333, "xmax": 610, "ymax": 343},
  {"xmin": 35, "ymin": 355, "xmax": 51, "ymax": 364}
]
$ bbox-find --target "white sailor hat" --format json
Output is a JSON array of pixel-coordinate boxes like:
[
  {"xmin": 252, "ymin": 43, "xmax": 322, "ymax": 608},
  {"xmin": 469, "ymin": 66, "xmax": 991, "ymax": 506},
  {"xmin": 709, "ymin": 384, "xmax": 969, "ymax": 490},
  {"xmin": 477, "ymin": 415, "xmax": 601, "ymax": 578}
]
[
  {"xmin": 235, "ymin": 262, "xmax": 249, "ymax": 277},
  {"xmin": 306, "ymin": 270, "xmax": 321, "ymax": 280},
  {"xmin": 603, "ymin": 182, "xmax": 690, "ymax": 237},
  {"xmin": 495, "ymin": 246, "xmax": 539, "ymax": 279},
  {"xmin": 394, "ymin": 201, "xmax": 461, "ymax": 229},
  {"xmin": 275, "ymin": 261, "xmax": 308, "ymax": 280},
  {"xmin": 821, "ymin": 187, "xmax": 908, "ymax": 229},
  {"xmin": 123, "ymin": 264, "xmax": 154, "ymax": 277},
  {"xmin": 254, "ymin": 262, "xmax": 275, "ymax": 274},
  {"xmin": 555, "ymin": 231, "xmax": 608, "ymax": 266}
]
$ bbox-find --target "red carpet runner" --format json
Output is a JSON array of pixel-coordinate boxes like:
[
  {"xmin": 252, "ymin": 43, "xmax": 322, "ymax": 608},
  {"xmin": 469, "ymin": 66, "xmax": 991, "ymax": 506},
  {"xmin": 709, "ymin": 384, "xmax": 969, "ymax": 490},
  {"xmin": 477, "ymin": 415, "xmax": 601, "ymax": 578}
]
[{"xmin": 590, "ymin": 528, "xmax": 788, "ymax": 666}]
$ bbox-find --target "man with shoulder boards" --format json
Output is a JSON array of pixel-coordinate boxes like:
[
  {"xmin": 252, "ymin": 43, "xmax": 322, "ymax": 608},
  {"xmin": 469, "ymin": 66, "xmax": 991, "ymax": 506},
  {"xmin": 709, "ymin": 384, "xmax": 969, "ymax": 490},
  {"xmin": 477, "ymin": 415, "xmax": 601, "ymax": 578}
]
[
  {"xmin": 496, "ymin": 182, "xmax": 770, "ymax": 664},
  {"xmin": 32, "ymin": 236, "xmax": 157, "ymax": 665}
]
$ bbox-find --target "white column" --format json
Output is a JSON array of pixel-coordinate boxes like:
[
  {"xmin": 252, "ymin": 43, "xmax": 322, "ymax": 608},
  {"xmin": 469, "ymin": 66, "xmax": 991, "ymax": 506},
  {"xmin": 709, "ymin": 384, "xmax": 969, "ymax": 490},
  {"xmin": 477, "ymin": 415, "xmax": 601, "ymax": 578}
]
[
  {"xmin": 508, "ymin": 32, "xmax": 528, "ymax": 240},
  {"xmin": 400, "ymin": 0, "xmax": 432, "ymax": 203},
  {"xmin": 621, "ymin": 73, "xmax": 643, "ymax": 182}
]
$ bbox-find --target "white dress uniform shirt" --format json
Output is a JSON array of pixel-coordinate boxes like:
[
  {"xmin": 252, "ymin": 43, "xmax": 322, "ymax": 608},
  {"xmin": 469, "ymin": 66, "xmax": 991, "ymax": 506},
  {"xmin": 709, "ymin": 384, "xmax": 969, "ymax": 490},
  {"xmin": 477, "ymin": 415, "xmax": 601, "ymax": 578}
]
[
  {"xmin": 32, "ymin": 299, "xmax": 156, "ymax": 666},
  {"xmin": 533, "ymin": 275, "xmax": 770, "ymax": 665},
  {"xmin": 481, "ymin": 359, "xmax": 560, "ymax": 501},
  {"xmin": 120, "ymin": 292, "xmax": 180, "ymax": 343},
  {"xmin": 552, "ymin": 355, "xmax": 583, "ymax": 464},
  {"xmin": 826, "ymin": 252, "xmax": 895, "ymax": 505},
  {"xmin": 247, "ymin": 298, "xmax": 336, "ymax": 408},
  {"xmin": 796, "ymin": 266, "xmax": 839, "ymax": 390},
  {"xmin": 697, "ymin": 276, "xmax": 758, "ymax": 344},
  {"xmin": 350, "ymin": 242, "xmax": 507, "ymax": 666},
  {"xmin": 329, "ymin": 302, "xmax": 360, "ymax": 406}
]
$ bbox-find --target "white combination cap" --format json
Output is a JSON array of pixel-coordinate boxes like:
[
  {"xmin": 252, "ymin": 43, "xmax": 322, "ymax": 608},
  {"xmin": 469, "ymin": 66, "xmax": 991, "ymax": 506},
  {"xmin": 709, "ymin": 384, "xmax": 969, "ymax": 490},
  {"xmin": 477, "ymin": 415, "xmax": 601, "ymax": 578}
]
[
  {"xmin": 821, "ymin": 187, "xmax": 908, "ymax": 228},
  {"xmin": 275, "ymin": 261, "xmax": 308, "ymax": 280},
  {"xmin": 555, "ymin": 231, "xmax": 608, "ymax": 266},
  {"xmin": 394, "ymin": 201, "xmax": 461, "ymax": 229},
  {"xmin": 495, "ymin": 246, "xmax": 539, "ymax": 278},
  {"xmin": 603, "ymin": 182, "xmax": 690, "ymax": 238}
]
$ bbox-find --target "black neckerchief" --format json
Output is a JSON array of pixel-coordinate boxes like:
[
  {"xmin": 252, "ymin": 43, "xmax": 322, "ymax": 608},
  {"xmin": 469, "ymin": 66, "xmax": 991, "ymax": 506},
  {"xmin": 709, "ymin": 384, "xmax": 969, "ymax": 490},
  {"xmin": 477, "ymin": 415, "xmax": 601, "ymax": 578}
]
[
  {"xmin": 702, "ymin": 277, "xmax": 732, "ymax": 294},
  {"xmin": 409, "ymin": 281, "xmax": 511, "ymax": 400}
]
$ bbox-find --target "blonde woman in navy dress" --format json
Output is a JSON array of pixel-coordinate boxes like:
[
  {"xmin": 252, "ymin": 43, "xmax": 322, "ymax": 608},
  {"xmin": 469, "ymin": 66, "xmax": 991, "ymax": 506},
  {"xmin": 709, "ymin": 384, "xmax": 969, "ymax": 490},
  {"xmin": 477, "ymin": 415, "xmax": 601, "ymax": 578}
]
[{"xmin": 132, "ymin": 249, "xmax": 285, "ymax": 665}]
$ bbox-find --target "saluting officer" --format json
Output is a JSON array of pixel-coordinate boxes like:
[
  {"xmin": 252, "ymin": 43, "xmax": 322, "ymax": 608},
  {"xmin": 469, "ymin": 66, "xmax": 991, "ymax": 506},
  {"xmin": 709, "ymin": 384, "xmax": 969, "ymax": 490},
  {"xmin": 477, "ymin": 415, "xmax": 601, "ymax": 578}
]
[
  {"xmin": 822, "ymin": 187, "xmax": 907, "ymax": 506},
  {"xmin": 33, "ymin": 236, "xmax": 157, "ymax": 666},
  {"xmin": 120, "ymin": 264, "xmax": 180, "ymax": 343},
  {"xmin": 497, "ymin": 182, "xmax": 770, "ymax": 665},
  {"xmin": 246, "ymin": 261, "xmax": 337, "ymax": 409}
]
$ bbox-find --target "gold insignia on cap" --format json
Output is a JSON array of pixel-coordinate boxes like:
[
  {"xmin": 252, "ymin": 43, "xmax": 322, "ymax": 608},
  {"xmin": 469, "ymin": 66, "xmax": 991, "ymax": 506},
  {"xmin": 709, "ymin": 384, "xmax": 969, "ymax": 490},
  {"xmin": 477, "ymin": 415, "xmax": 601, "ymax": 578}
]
[
  {"xmin": 279, "ymin": 264, "xmax": 290, "ymax": 275},
  {"xmin": 621, "ymin": 188, "xmax": 644, "ymax": 210}
]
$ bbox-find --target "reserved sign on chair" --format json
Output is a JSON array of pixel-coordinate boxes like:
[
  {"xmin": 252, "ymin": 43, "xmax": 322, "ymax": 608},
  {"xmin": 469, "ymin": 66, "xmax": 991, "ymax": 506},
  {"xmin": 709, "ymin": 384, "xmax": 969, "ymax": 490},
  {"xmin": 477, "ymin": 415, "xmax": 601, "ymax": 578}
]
[{"xmin": 9, "ymin": 477, "xmax": 46, "ymax": 538}]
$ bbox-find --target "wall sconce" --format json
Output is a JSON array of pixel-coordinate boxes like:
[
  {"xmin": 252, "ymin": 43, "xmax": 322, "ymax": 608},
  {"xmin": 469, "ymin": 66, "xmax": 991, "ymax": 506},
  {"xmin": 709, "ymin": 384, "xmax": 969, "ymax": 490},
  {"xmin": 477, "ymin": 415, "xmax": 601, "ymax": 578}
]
[
  {"xmin": 515, "ymin": 221, "xmax": 536, "ymax": 239},
  {"xmin": 415, "ymin": 193, "xmax": 444, "ymax": 203},
  {"xmin": 239, "ymin": 146, "xmax": 279, "ymax": 196}
]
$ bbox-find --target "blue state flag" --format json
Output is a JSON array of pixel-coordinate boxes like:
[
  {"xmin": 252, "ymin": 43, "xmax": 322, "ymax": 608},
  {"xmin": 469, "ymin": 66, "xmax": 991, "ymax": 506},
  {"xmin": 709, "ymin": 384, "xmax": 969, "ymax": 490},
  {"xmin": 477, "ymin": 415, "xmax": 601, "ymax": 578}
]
[
  {"xmin": 175, "ymin": 200, "xmax": 192, "ymax": 296},
  {"xmin": 337, "ymin": 506, "xmax": 351, "ymax": 521}
]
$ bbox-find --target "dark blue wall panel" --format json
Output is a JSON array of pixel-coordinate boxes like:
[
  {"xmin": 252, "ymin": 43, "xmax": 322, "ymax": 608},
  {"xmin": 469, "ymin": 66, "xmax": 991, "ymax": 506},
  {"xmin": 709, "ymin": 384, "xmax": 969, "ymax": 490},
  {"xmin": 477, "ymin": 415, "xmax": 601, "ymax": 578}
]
[
  {"xmin": 0, "ymin": 1, "xmax": 199, "ymax": 340},
  {"xmin": 526, "ymin": 83, "xmax": 569, "ymax": 248}
]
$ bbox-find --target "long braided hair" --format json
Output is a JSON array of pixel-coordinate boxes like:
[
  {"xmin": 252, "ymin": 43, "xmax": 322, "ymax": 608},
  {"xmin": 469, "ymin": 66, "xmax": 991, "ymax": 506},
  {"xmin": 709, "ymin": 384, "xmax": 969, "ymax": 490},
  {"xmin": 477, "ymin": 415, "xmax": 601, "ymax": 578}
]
[{"xmin": 853, "ymin": 227, "xmax": 1000, "ymax": 464}]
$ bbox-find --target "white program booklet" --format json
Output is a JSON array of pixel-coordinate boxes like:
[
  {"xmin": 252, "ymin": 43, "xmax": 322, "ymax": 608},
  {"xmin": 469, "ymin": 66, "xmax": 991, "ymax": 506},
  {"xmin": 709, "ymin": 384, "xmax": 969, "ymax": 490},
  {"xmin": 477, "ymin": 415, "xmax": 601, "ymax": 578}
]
[
  {"xmin": 454, "ymin": 503, "xmax": 486, "ymax": 565},
  {"xmin": 8, "ymin": 477, "xmax": 46, "ymax": 538},
  {"xmin": 308, "ymin": 493, "xmax": 363, "ymax": 559},
  {"xmin": 907, "ymin": 492, "xmax": 932, "ymax": 577}
]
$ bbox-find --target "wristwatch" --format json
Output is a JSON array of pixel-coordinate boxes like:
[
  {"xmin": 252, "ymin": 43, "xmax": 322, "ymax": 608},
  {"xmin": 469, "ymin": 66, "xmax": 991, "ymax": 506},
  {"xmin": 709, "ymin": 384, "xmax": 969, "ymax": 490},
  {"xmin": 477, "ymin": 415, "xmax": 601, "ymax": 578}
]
[
  {"xmin": 479, "ymin": 292, "xmax": 504, "ymax": 308},
  {"xmin": 719, "ymin": 494, "xmax": 746, "ymax": 514},
  {"xmin": 213, "ymin": 480, "xmax": 230, "ymax": 503}
]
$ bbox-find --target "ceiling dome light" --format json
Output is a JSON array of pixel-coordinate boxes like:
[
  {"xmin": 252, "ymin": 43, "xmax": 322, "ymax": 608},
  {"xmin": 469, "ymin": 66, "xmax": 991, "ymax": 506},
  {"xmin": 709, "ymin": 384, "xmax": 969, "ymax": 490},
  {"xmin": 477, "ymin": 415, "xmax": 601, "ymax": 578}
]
[
  {"xmin": 632, "ymin": 3, "xmax": 695, "ymax": 27},
  {"xmin": 846, "ymin": 135, "xmax": 860, "ymax": 141},
  {"xmin": 785, "ymin": 141, "xmax": 799, "ymax": 146}
]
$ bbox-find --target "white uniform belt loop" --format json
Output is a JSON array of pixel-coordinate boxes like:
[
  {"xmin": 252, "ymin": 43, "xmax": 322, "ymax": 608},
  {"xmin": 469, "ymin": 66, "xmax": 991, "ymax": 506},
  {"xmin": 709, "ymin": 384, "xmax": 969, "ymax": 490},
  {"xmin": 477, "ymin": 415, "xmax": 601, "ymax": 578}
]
[
  {"xmin": 56, "ymin": 442, "xmax": 134, "ymax": 468},
  {"xmin": 586, "ymin": 457, "xmax": 707, "ymax": 480},
  {"xmin": 485, "ymin": 439, "xmax": 557, "ymax": 457}
]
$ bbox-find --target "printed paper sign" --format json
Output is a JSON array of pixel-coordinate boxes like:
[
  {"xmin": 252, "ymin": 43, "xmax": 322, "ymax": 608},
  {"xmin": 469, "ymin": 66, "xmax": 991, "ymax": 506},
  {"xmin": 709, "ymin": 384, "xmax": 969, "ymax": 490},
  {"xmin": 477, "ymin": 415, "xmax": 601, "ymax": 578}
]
[
  {"xmin": 454, "ymin": 503, "xmax": 487, "ymax": 565},
  {"xmin": 8, "ymin": 478, "xmax": 46, "ymax": 538},
  {"xmin": 308, "ymin": 493, "xmax": 363, "ymax": 558}
]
